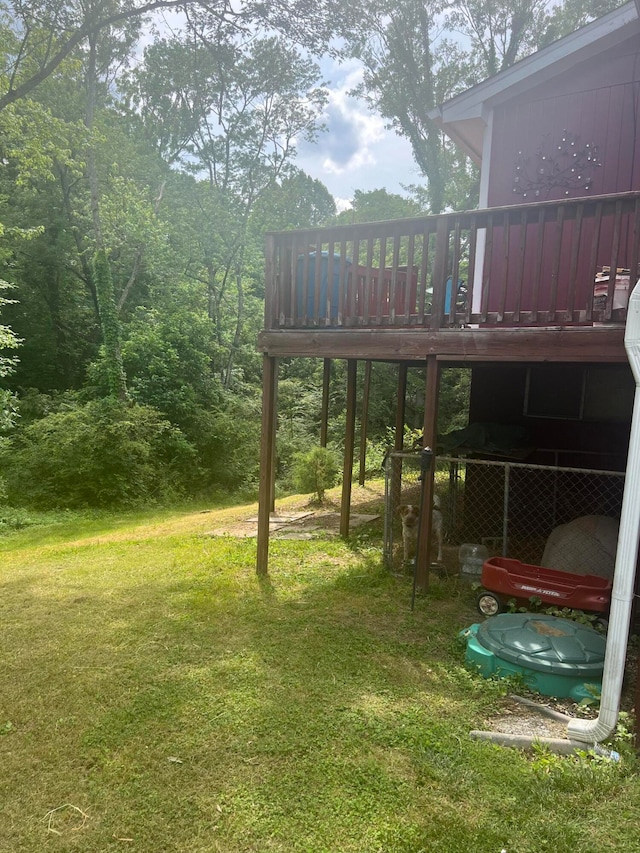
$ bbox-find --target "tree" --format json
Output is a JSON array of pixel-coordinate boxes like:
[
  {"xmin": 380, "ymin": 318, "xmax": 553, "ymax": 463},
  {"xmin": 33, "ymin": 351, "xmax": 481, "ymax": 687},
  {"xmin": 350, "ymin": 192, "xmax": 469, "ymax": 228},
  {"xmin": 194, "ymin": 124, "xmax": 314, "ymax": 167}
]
[
  {"xmin": 540, "ymin": 0, "xmax": 623, "ymax": 45},
  {"xmin": 0, "ymin": 0, "xmax": 366, "ymax": 112},
  {"xmin": 350, "ymin": 0, "xmax": 623, "ymax": 213},
  {"xmin": 92, "ymin": 248, "xmax": 128, "ymax": 401},
  {"xmin": 0, "ymin": 281, "xmax": 20, "ymax": 377},
  {"xmin": 249, "ymin": 169, "xmax": 336, "ymax": 234},
  {"xmin": 445, "ymin": 0, "xmax": 551, "ymax": 77},
  {"xmin": 352, "ymin": 0, "xmax": 475, "ymax": 213},
  {"xmin": 335, "ymin": 188, "xmax": 423, "ymax": 224},
  {"xmin": 293, "ymin": 446, "xmax": 340, "ymax": 503},
  {"xmin": 127, "ymin": 31, "xmax": 328, "ymax": 386}
]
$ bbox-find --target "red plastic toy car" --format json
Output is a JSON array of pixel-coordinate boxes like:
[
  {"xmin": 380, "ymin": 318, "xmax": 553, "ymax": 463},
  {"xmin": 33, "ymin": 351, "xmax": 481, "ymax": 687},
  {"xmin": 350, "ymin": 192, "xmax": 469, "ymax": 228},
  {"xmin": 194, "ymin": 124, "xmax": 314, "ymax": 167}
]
[{"xmin": 476, "ymin": 556, "xmax": 612, "ymax": 618}]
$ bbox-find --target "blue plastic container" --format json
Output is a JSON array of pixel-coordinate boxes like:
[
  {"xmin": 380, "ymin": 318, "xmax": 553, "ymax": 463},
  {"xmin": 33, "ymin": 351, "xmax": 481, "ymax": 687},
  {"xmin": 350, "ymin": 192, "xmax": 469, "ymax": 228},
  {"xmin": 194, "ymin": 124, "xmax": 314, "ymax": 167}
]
[{"xmin": 296, "ymin": 252, "xmax": 351, "ymax": 320}]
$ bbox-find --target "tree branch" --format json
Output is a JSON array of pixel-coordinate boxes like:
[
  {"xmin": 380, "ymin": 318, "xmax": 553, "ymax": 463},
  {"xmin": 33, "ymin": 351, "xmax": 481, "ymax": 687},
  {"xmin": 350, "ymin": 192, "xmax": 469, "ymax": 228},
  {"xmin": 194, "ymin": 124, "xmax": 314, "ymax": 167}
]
[
  {"xmin": 117, "ymin": 180, "xmax": 166, "ymax": 312},
  {"xmin": 0, "ymin": 0, "xmax": 240, "ymax": 112}
]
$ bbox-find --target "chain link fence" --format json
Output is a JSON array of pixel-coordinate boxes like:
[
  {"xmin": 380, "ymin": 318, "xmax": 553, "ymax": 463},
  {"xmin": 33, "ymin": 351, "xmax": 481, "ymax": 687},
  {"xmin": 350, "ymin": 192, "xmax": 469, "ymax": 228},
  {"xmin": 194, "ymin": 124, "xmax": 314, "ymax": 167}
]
[{"xmin": 383, "ymin": 451, "xmax": 624, "ymax": 573}]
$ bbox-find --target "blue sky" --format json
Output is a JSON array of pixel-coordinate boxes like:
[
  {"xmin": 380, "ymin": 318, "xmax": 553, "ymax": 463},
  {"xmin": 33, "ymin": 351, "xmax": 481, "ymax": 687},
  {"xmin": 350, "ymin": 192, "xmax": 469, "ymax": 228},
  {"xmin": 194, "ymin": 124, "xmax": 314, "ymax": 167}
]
[{"xmin": 293, "ymin": 57, "xmax": 420, "ymax": 210}]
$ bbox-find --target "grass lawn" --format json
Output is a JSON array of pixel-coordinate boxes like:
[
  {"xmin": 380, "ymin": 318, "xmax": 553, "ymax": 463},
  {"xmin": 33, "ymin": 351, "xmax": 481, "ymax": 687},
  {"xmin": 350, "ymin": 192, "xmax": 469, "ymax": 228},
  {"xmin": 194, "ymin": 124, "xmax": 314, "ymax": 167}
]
[{"xmin": 0, "ymin": 490, "xmax": 639, "ymax": 852}]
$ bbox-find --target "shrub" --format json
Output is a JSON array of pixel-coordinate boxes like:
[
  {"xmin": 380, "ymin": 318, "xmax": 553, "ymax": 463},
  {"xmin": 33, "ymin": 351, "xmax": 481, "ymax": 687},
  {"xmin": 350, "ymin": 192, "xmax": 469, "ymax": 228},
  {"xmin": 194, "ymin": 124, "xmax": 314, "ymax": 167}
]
[
  {"xmin": 293, "ymin": 446, "xmax": 340, "ymax": 503},
  {"xmin": 184, "ymin": 396, "xmax": 261, "ymax": 494},
  {"xmin": 3, "ymin": 399, "xmax": 197, "ymax": 509}
]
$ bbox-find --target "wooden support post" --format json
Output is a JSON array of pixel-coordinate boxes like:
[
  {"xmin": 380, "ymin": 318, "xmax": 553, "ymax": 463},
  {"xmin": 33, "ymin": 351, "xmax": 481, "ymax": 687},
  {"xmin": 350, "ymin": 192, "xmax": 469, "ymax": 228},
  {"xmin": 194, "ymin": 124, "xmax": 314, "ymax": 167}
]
[
  {"xmin": 358, "ymin": 360, "xmax": 372, "ymax": 486},
  {"xmin": 340, "ymin": 359, "xmax": 358, "ymax": 538},
  {"xmin": 390, "ymin": 362, "xmax": 408, "ymax": 516},
  {"xmin": 270, "ymin": 364, "xmax": 278, "ymax": 513},
  {"xmin": 395, "ymin": 362, "xmax": 408, "ymax": 451},
  {"xmin": 257, "ymin": 354, "xmax": 278, "ymax": 576},
  {"xmin": 320, "ymin": 358, "xmax": 331, "ymax": 447},
  {"xmin": 415, "ymin": 355, "xmax": 440, "ymax": 591}
]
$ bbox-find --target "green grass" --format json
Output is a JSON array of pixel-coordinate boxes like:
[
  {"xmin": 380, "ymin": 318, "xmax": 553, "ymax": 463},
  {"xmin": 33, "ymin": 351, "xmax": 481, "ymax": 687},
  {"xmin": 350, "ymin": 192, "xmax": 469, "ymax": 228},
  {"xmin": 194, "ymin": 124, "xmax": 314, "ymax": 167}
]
[{"xmin": 0, "ymin": 499, "xmax": 639, "ymax": 852}]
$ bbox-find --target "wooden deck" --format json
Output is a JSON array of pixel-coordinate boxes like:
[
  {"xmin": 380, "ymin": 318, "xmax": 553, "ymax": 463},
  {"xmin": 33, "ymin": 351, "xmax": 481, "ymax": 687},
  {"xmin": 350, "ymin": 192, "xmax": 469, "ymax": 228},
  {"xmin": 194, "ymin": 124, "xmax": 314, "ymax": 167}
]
[
  {"xmin": 260, "ymin": 191, "xmax": 640, "ymax": 362},
  {"xmin": 256, "ymin": 191, "xmax": 640, "ymax": 580}
]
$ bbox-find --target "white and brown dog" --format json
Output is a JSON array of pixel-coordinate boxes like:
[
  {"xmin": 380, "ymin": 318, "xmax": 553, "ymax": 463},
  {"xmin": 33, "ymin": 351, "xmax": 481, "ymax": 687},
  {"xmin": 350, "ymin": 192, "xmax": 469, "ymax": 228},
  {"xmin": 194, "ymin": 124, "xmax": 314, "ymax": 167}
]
[{"xmin": 398, "ymin": 495, "xmax": 443, "ymax": 565}]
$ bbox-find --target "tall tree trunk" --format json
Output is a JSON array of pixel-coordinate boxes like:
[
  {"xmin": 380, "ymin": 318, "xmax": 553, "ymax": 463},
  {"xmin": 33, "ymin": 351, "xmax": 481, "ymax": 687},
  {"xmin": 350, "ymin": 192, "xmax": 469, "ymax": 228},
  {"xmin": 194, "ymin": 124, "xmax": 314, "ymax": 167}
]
[
  {"xmin": 93, "ymin": 249, "xmax": 129, "ymax": 402},
  {"xmin": 57, "ymin": 163, "xmax": 100, "ymax": 319},
  {"xmin": 224, "ymin": 266, "xmax": 244, "ymax": 389},
  {"xmin": 85, "ymin": 34, "xmax": 127, "ymax": 402}
]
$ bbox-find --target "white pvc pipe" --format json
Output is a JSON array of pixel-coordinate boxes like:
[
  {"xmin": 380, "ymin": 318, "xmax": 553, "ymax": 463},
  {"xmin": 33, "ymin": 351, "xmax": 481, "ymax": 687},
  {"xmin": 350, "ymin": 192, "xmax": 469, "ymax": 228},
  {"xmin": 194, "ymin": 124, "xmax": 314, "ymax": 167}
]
[
  {"xmin": 471, "ymin": 730, "xmax": 620, "ymax": 760},
  {"xmin": 567, "ymin": 281, "xmax": 640, "ymax": 744}
]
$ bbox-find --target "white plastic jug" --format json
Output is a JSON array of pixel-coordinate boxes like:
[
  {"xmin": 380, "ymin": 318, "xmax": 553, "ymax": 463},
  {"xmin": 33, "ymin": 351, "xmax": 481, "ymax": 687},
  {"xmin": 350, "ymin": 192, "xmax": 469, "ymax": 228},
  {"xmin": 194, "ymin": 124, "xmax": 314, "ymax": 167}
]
[{"xmin": 459, "ymin": 543, "xmax": 488, "ymax": 582}]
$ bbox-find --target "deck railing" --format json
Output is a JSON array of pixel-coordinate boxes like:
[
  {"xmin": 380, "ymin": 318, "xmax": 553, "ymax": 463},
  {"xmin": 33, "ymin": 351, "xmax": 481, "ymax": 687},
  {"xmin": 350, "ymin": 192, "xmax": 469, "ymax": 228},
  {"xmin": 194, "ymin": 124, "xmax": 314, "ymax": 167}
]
[{"xmin": 264, "ymin": 191, "xmax": 640, "ymax": 331}]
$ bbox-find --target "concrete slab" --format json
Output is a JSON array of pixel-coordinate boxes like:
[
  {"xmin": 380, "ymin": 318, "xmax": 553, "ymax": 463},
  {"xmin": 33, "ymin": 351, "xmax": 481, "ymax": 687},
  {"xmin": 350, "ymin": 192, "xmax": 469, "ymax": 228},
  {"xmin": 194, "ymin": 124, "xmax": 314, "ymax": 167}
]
[
  {"xmin": 245, "ymin": 512, "xmax": 314, "ymax": 524},
  {"xmin": 204, "ymin": 509, "xmax": 380, "ymax": 539}
]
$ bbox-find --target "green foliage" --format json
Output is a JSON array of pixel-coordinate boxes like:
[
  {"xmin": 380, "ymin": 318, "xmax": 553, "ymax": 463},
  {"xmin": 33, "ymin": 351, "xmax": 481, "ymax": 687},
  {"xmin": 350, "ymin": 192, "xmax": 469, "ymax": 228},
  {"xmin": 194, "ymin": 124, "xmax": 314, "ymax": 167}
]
[
  {"xmin": 92, "ymin": 249, "xmax": 128, "ymax": 401},
  {"xmin": 248, "ymin": 168, "xmax": 337, "ymax": 233},
  {"xmin": 506, "ymin": 595, "xmax": 607, "ymax": 632},
  {"xmin": 438, "ymin": 368, "xmax": 471, "ymax": 434},
  {"xmin": 3, "ymin": 399, "xmax": 197, "ymax": 508},
  {"xmin": 188, "ymin": 394, "xmax": 262, "ymax": 494},
  {"xmin": 334, "ymin": 188, "xmax": 423, "ymax": 224},
  {"xmin": 0, "ymin": 275, "xmax": 23, "ymax": 443},
  {"xmin": 0, "ymin": 279, "xmax": 21, "ymax": 378},
  {"xmin": 118, "ymin": 305, "xmax": 222, "ymax": 425},
  {"xmin": 293, "ymin": 445, "xmax": 340, "ymax": 502}
]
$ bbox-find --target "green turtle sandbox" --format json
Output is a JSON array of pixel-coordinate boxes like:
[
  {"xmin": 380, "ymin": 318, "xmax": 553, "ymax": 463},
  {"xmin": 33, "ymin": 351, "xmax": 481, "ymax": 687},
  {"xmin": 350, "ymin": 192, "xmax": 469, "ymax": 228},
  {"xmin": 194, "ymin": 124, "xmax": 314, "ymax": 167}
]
[{"xmin": 461, "ymin": 613, "xmax": 606, "ymax": 701}]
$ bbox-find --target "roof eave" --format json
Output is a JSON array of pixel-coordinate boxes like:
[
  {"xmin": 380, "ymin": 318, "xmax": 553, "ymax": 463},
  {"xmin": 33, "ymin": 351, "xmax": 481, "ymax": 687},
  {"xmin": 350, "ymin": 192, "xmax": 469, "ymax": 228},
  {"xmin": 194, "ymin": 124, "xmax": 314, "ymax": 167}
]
[
  {"xmin": 431, "ymin": 118, "xmax": 484, "ymax": 164},
  {"xmin": 428, "ymin": 2, "xmax": 639, "ymax": 131}
]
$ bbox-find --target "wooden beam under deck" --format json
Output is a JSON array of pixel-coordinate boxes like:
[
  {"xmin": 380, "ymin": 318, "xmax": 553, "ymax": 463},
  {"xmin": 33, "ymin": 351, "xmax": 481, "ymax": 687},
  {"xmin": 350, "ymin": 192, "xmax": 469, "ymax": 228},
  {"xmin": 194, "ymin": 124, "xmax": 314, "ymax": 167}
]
[
  {"xmin": 257, "ymin": 326, "xmax": 626, "ymax": 364},
  {"xmin": 415, "ymin": 357, "xmax": 440, "ymax": 593},
  {"xmin": 257, "ymin": 354, "xmax": 278, "ymax": 576},
  {"xmin": 341, "ymin": 360, "xmax": 358, "ymax": 538}
]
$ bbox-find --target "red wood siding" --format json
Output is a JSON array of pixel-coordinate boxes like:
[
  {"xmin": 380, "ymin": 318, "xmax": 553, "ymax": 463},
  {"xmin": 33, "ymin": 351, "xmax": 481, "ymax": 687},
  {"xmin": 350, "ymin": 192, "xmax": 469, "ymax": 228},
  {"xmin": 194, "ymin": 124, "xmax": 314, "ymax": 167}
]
[
  {"xmin": 484, "ymin": 37, "xmax": 640, "ymax": 317},
  {"xmin": 489, "ymin": 37, "xmax": 640, "ymax": 204}
]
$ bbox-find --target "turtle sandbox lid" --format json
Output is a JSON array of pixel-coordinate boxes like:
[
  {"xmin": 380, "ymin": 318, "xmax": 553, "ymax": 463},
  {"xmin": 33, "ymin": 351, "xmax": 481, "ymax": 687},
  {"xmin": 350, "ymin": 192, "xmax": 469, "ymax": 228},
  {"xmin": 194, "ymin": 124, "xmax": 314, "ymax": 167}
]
[{"xmin": 461, "ymin": 613, "xmax": 606, "ymax": 701}]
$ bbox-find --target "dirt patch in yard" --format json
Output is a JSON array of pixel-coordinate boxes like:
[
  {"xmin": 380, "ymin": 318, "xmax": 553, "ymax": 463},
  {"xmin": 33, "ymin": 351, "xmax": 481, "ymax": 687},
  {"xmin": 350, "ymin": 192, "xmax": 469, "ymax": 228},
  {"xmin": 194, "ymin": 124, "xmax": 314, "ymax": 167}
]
[
  {"xmin": 203, "ymin": 484, "xmax": 385, "ymax": 540},
  {"xmin": 204, "ymin": 509, "xmax": 381, "ymax": 539},
  {"xmin": 485, "ymin": 699, "xmax": 571, "ymax": 740}
]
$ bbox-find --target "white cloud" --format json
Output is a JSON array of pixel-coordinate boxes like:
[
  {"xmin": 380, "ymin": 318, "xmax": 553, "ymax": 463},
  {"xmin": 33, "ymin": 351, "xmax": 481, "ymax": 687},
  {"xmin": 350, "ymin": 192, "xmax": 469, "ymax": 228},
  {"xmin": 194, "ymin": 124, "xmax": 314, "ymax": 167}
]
[
  {"xmin": 334, "ymin": 196, "xmax": 353, "ymax": 212},
  {"xmin": 306, "ymin": 65, "xmax": 386, "ymax": 175},
  {"xmin": 295, "ymin": 58, "xmax": 419, "ymax": 201}
]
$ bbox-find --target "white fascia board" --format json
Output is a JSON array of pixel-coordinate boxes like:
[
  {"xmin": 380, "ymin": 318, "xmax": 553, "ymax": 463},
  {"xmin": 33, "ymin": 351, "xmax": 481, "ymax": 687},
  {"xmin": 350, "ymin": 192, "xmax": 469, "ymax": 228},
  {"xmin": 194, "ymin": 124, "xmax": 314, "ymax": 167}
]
[{"xmin": 429, "ymin": 2, "xmax": 639, "ymax": 126}]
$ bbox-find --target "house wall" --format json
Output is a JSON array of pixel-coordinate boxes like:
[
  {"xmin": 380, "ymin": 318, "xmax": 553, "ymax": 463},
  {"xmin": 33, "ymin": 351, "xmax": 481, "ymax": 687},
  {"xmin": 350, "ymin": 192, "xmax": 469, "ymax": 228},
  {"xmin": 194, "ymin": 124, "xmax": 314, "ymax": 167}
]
[
  {"xmin": 468, "ymin": 363, "xmax": 633, "ymax": 472},
  {"xmin": 483, "ymin": 33, "xmax": 640, "ymax": 315},
  {"xmin": 488, "ymin": 35, "xmax": 640, "ymax": 205}
]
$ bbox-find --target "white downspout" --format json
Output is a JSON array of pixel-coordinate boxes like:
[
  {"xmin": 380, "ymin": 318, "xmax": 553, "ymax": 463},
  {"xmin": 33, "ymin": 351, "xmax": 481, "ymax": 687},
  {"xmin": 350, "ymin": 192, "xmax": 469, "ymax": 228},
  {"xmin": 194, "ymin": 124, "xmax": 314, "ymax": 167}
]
[{"xmin": 568, "ymin": 281, "xmax": 640, "ymax": 744}]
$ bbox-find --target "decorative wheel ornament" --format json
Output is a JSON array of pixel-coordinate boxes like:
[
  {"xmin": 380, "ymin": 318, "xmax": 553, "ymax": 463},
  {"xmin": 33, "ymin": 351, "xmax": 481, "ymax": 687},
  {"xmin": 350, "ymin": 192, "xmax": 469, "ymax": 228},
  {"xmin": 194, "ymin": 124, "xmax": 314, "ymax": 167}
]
[{"xmin": 512, "ymin": 130, "xmax": 601, "ymax": 199}]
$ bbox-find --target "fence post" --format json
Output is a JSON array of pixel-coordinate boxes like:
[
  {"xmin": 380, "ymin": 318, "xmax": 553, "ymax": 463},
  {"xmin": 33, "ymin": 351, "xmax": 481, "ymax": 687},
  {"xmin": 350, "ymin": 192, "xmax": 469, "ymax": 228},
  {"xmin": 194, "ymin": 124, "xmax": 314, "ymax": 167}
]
[{"xmin": 503, "ymin": 462, "xmax": 510, "ymax": 557}]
